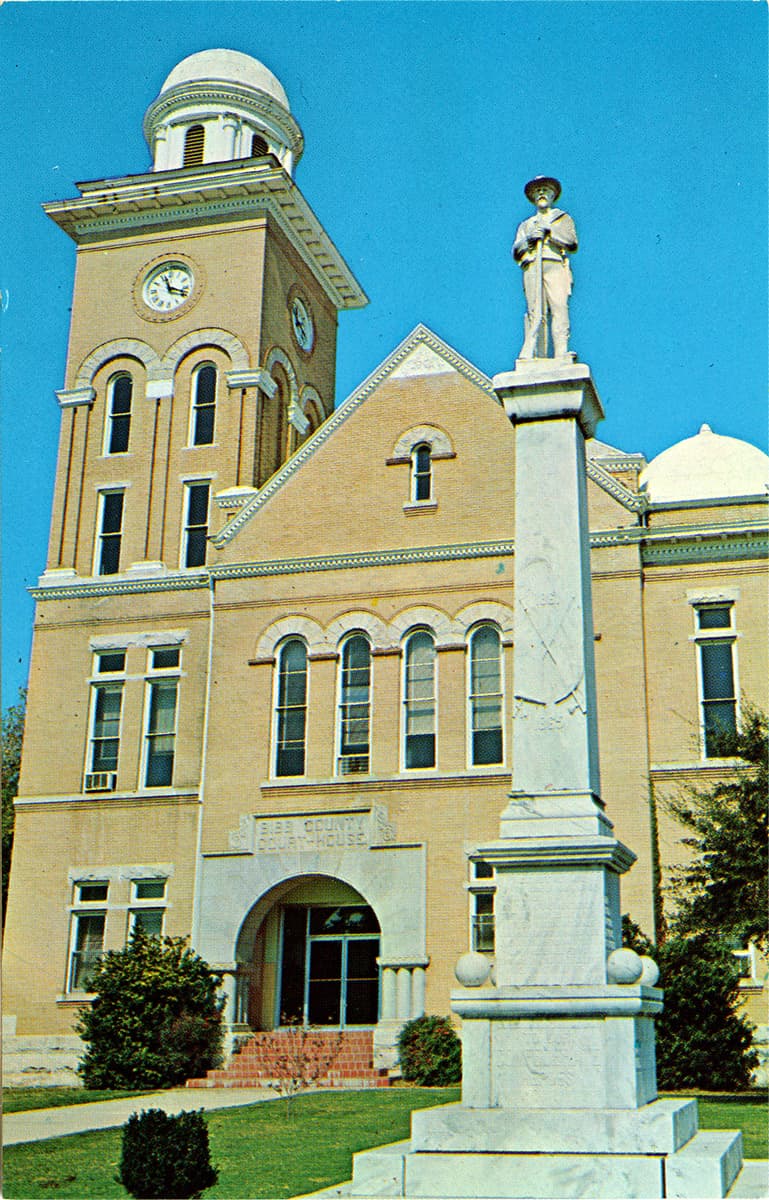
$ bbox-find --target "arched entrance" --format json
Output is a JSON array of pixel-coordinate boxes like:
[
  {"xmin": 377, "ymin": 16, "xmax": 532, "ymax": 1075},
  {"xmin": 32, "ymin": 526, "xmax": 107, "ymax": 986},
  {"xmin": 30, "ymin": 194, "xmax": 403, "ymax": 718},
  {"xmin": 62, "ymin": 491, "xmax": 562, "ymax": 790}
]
[{"xmin": 236, "ymin": 875, "xmax": 381, "ymax": 1031}]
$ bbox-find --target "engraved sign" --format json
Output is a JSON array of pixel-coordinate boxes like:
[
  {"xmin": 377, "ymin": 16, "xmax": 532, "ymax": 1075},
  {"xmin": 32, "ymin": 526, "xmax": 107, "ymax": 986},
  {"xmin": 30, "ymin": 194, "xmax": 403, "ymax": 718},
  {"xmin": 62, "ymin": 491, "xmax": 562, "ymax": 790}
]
[{"xmin": 228, "ymin": 804, "xmax": 396, "ymax": 854}]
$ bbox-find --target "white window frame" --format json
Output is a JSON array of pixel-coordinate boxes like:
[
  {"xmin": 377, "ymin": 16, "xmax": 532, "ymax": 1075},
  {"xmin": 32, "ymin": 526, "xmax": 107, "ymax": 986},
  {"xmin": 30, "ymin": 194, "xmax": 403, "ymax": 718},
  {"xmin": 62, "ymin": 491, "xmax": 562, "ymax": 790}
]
[
  {"xmin": 141, "ymin": 647, "xmax": 181, "ymax": 789},
  {"xmin": 94, "ymin": 488, "xmax": 126, "ymax": 576},
  {"xmin": 272, "ymin": 637, "xmax": 309, "ymax": 779},
  {"xmin": 85, "ymin": 651, "xmax": 126, "ymax": 788},
  {"xmin": 401, "ymin": 629, "xmax": 437, "ymax": 771},
  {"xmin": 691, "ymin": 602, "xmax": 740, "ymax": 760},
  {"xmin": 188, "ymin": 361, "xmax": 217, "ymax": 447},
  {"xmin": 181, "ymin": 479, "xmax": 211, "ymax": 569},
  {"xmin": 127, "ymin": 877, "xmax": 168, "ymax": 939},
  {"xmin": 336, "ymin": 634, "xmax": 372, "ymax": 777},
  {"xmin": 467, "ymin": 863, "xmax": 496, "ymax": 956},
  {"xmin": 410, "ymin": 443, "xmax": 432, "ymax": 504},
  {"xmin": 66, "ymin": 881, "xmax": 109, "ymax": 993},
  {"xmin": 103, "ymin": 372, "xmax": 133, "ymax": 456},
  {"xmin": 466, "ymin": 623, "xmax": 505, "ymax": 768}
]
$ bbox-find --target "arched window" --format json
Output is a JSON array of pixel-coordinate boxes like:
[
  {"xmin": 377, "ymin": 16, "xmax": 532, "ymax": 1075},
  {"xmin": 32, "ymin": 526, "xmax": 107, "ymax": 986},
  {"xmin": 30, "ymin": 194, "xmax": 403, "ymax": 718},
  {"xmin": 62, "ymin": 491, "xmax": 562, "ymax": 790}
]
[
  {"xmin": 191, "ymin": 363, "xmax": 217, "ymax": 446},
  {"xmin": 403, "ymin": 630, "xmax": 436, "ymax": 769},
  {"xmin": 469, "ymin": 625, "xmax": 503, "ymax": 765},
  {"xmin": 251, "ymin": 133, "xmax": 269, "ymax": 158},
  {"xmin": 337, "ymin": 635, "xmax": 371, "ymax": 775},
  {"xmin": 275, "ymin": 639, "xmax": 308, "ymax": 777},
  {"xmin": 106, "ymin": 373, "xmax": 132, "ymax": 454},
  {"xmin": 183, "ymin": 124, "xmax": 205, "ymax": 167},
  {"xmin": 411, "ymin": 443, "xmax": 432, "ymax": 502}
]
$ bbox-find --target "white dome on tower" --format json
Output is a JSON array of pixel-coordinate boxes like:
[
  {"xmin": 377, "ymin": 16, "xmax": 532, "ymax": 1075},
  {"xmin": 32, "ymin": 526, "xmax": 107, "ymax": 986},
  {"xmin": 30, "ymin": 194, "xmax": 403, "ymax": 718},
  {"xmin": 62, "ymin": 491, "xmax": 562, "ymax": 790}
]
[
  {"xmin": 639, "ymin": 424, "xmax": 769, "ymax": 504},
  {"xmin": 143, "ymin": 48, "xmax": 303, "ymax": 176},
  {"xmin": 160, "ymin": 50, "xmax": 291, "ymax": 110}
]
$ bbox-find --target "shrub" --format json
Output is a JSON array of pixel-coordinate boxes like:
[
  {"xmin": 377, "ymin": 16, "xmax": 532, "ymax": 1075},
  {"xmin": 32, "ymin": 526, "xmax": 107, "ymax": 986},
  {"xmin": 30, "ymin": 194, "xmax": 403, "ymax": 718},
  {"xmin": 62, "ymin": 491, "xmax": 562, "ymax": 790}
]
[
  {"xmin": 398, "ymin": 1014, "xmax": 461, "ymax": 1086},
  {"xmin": 655, "ymin": 933, "xmax": 758, "ymax": 1090},
  {"xmin": 118, "ymin": 1108, "xmax": 218, "ymax": 1199},
  {"xmin": 76, "ymin": 927, "xmax": 224, "ymax": 1090}
]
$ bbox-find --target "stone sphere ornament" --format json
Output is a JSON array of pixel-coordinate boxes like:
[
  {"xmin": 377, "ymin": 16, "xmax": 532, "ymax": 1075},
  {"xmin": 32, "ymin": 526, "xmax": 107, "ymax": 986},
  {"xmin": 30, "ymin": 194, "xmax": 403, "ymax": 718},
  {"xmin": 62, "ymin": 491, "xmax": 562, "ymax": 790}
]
[
  {"xmin": 639, "ymin": 956, "xmax": 660, "ymax": 986},
  {"xmin": 606, "ymin": 948, "xmax": 643, "ymax": 984},
  {"xmin": 454, "ymin": 952, "xmax": 491, "ymax": 987}
]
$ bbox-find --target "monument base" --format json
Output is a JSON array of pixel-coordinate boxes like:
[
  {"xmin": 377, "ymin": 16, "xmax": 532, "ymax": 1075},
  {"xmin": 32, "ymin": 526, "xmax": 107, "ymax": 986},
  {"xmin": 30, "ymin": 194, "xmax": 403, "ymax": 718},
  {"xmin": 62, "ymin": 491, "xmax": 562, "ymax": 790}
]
[{"xmin": 345, "ymin": 1101, "xmax": 743, "ymax": 1198}]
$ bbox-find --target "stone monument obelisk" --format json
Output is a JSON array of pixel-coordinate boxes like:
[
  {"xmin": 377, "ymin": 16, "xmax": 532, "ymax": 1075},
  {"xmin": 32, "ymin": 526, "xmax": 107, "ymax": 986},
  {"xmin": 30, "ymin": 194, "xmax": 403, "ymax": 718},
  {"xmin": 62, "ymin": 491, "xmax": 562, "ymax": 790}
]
[{"xmin": 341, "ymin": 179, "xmax": 744, "ymax": 1199}]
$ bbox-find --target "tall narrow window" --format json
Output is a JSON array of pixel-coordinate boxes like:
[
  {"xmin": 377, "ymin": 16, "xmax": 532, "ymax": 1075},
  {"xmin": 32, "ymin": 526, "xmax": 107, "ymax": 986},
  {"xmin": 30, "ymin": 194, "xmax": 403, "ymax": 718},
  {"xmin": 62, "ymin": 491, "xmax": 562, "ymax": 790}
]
[
  {"xmin": 183, "ymin": 124, "xmax": 205, "ymax": 166},
  {"xmin": 106, "ymin": 374, "xmax": 132, "ymax": 454},
  {"xmin": 191, "ymin": 364, "xmax": 217, "ymax": 445},
  {"xmin": 251, "ymin": 133, "xmax": 269, "ymax": 157},
  {"xmin": 403, "ymin": 630, "xmax": 436, "ymax": 768},
  {"xmin": 337, "ymin": 636, "xmax": 371, "ymax": 775},
  {"xmin": 144, "ymin": 647, "xmax": 180, "ymax": 787},
  {"xmin": 472, "ymin": 891, "xmax": 495, "ymax": 953},
  {"xmin": 695, "ymin": 604, "xmax": 738, "ymax": 757},
  {"xmin": 67, "ymin": 881, "xmax": 108, "ymax": 992},
  {"xmin": 469, "ymin": 625, "xmax": 503, "ymax": 765},
  {"xmin": 275, "ymin": 639, "xmax": 308, "ymax": 777},
  {"xmin": 86, "ymin": 651, "xmax": 125, "ymax": 787},
  {"xmin": 183, "ymin": 482, "xmax": 210, "ymax": 567},
  {"xmin": 412, "ymin": 443, "xmax": 432, "ymax": 502},
  {"xmin": 96, "ymin": 490, "xmax": 124, "ymax": 576},
  {"xmin": 128, "ymin": 878, "xmax": 167, "ymax": 938}
]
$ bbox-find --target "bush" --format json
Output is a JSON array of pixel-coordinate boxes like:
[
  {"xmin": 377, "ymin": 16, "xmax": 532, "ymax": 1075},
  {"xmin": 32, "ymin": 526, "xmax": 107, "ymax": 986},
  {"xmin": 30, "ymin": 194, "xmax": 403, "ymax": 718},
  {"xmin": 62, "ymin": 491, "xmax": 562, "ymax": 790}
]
[
  {"xmin": 398, "ymin": 1015, "xmax": 462, "ymax": 1086},
  {"xmin": 76, "ymin": 927, "xmax": 224, "ymax": 1090},
  {"xmin": 118, "ymin": 1108, "xmax": 218, "ymax": 1199},
  {"xmin": 655, "ymin": 933, "xmax": 758, "ymax": 1090}
]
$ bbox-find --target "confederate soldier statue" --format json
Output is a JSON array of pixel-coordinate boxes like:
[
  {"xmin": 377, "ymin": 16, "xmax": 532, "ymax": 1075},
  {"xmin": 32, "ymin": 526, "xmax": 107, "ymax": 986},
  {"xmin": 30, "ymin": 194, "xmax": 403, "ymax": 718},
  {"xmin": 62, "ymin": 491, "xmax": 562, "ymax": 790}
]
[{"xmin": 513, "ymin": 176, "xmax": 577, "ymax": 359}]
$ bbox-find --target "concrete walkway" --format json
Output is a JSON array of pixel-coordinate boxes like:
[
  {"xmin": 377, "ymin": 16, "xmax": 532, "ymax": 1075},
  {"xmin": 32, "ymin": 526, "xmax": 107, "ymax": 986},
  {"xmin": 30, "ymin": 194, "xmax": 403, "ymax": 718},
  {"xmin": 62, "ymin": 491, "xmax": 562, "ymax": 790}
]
[{"xmin": 3, "ymin": 1087, "xmax": 273, "ymax": 1146}]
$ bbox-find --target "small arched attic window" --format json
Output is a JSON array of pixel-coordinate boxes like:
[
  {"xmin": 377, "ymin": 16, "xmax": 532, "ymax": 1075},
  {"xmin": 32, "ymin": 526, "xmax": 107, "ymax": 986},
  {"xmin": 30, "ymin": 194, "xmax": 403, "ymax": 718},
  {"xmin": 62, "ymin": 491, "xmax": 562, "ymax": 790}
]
[
  {"xmin": 388, "ymin": 424, "xmax": 455, "ymax": 510},
  {"xmin": 183, "ymin": 125, "xmax": 205, "ymax": 167}
]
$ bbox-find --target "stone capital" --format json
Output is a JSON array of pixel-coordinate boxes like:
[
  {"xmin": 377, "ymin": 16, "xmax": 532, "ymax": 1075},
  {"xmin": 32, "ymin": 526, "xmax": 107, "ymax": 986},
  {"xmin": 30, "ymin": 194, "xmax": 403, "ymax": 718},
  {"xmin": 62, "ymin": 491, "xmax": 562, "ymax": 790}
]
[{"xmin": 492, "ymin": 361, "xmax": 604, "ymax": 438}]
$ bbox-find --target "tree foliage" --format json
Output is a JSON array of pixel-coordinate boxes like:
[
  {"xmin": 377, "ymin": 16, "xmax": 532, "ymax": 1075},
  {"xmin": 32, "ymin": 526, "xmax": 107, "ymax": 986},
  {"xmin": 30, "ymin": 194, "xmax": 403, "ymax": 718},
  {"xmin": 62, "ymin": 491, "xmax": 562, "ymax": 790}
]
[
  {"xmin": 665, "ymin": 705, "xmax": 767, "ymax": 950},
  {"xmin": 76, "ymin": 927, "xmax": 225, "ymax": 1090},
  {"xmin": 654, "ymin": 933, "xmax": 758, "ymax": 1090},
  {"xmin": 2, "ymin": 688, "xmax": 26, "ymax": 924},
  {"xmin": 622, "ymin": 916, "xmax": 758, "ymax": 1090}
]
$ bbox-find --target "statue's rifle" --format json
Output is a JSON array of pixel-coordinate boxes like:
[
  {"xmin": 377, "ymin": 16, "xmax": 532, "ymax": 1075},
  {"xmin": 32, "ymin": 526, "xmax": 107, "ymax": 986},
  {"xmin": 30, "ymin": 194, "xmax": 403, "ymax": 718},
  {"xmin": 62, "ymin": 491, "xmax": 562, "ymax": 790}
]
[{"xmin": 534, "ymin": 229, "xmax": 548, "ymax": 357}]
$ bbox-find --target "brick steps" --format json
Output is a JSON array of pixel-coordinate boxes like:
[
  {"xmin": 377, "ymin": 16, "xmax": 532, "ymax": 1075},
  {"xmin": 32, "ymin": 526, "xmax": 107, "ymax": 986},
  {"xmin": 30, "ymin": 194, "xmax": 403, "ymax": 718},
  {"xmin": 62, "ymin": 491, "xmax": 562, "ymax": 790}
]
[{"xmin": 186, "ymin": 1028, "xmax": 391, "ymax": 1090}]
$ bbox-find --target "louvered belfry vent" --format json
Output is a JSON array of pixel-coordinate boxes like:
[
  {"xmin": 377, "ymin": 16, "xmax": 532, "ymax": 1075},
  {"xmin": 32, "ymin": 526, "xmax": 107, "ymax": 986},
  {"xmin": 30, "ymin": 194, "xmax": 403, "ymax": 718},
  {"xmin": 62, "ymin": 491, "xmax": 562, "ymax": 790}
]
[{"xmin": 183, "ymin": 124, "xmax": 205, "ymax": 167}]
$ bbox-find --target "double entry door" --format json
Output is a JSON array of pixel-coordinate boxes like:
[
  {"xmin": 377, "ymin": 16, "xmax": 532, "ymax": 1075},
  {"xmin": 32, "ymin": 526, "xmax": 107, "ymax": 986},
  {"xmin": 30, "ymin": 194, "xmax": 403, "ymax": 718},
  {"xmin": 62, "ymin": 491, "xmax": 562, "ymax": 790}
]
[{"xmin": 278, "ymin": 904, "xmax": 380, "ymax": 1027}]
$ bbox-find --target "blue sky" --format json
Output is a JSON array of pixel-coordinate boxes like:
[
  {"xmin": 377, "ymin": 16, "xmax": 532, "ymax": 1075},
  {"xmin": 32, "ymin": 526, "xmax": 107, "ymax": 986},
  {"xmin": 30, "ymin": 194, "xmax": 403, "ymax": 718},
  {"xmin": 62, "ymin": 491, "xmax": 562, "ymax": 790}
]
[{"xmin": 1, "ymin": 0, "xmax": 767, "ymax": 708}]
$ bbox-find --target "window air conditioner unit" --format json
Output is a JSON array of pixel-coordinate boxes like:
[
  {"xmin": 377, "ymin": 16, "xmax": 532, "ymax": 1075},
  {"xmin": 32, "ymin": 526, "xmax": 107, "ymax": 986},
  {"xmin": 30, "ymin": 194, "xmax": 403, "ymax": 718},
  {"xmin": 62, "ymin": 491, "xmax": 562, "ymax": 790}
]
[
  {"xmin": 338, "ymin": 754, "xmax": 369, "ymax": 775},
  {"xmin": 84, "ymin": 772, "xmax": 118, "ymax": 792}
]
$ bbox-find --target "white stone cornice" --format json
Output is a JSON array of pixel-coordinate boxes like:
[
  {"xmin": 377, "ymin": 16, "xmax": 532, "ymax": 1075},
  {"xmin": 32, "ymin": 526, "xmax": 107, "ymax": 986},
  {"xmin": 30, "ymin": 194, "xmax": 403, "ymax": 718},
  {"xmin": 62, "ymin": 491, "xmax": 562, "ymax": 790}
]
[
  {"xmin": 44, "ymin": 162, "xmax": 366, "ymax": 311},
  {"xmin": 56, "ymin": 387, "xmax": 95, "ymax": 408},
  {"xmin": 587, "ymin": 459, "xmax": 647, "ymax": 513}
]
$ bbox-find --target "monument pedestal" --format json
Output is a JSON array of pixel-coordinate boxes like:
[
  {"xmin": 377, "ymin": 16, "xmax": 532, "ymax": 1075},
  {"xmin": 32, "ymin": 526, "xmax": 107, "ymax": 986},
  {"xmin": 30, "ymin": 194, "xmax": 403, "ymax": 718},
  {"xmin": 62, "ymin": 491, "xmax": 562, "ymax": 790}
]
[{"xmin": 340, "ymin": 361, "xmax": 744, "ymax": 1198}]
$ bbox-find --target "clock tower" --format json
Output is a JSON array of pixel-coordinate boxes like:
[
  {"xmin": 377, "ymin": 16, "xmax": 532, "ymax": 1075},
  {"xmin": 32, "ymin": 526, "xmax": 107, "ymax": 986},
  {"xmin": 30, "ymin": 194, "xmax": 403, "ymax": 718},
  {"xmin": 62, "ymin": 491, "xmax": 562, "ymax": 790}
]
[{"xmin": 42, "ymin": 48, "xmax": 366, "ymax": 581}]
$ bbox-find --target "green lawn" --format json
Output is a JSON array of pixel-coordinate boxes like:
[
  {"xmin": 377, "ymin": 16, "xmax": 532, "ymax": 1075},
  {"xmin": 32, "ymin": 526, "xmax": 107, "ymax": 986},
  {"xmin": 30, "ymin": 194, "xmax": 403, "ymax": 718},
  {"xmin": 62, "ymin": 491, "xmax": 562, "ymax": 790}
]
[
  {"xmin": 3, "ymin": 1089, "xmax": 153, "ymax": 1114},
  {"xmin": 3, "ymin": 1088, "xmax": 766, "ymax": 1200},
  {"xmin": 3, "ymin": 1088, "xmax": 461, "ymax": 1199}
]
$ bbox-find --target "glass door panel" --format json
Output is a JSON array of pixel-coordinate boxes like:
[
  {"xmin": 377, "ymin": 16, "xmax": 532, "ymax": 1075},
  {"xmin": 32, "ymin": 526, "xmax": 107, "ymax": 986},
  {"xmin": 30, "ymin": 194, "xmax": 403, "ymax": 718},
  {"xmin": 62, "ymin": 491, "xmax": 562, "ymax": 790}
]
[
  {"xmin": 278, "ymin": 907, "xmax": 307, "ymax": 1024},
  {"xmin": 308, "ymin": 939, "xmax": 343, "ymax": 1025},
  {"xmin": 344, "ymin": 938, "xmax": 380, "ymax": 1025}
]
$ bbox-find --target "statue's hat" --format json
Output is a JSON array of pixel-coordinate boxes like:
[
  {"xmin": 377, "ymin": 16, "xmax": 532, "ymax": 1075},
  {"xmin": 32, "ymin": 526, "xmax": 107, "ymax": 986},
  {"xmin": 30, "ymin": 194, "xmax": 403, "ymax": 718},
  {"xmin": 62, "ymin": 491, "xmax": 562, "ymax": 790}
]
[{"xmin": 524, "ymin": 175, "xmax": 562, "ymax": 203}]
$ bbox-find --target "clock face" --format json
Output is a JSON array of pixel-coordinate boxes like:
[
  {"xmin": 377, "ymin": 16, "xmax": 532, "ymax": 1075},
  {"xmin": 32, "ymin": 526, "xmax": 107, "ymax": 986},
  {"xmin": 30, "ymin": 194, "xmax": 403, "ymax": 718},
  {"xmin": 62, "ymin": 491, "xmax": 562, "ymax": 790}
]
[
  {"xmin": 142, "ymin": 263, "xmax": 195, "ymax": 314},
  {"xmin": 290, "ymin": 296, "xmax": 314, "ymax": 352}
]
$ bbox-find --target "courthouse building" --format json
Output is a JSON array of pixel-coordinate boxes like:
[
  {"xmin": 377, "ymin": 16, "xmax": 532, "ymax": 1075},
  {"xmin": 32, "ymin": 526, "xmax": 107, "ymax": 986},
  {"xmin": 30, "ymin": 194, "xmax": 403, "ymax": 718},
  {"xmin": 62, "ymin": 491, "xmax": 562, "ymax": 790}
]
[{"xmin": 3, "ymin": 50, "xmax": 767, "ymax": 1074}]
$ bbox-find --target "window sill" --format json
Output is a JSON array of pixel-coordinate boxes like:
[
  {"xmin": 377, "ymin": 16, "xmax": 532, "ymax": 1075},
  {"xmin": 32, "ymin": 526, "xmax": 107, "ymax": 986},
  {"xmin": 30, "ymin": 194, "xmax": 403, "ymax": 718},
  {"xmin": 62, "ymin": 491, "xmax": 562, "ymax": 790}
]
[
  {"xmin": 403, "ymin": 501, "xmax": 437, "ymax": 515},
  {"xmin": 57, "ymin": 992, "xmax": 96, "ymax": 1004}
]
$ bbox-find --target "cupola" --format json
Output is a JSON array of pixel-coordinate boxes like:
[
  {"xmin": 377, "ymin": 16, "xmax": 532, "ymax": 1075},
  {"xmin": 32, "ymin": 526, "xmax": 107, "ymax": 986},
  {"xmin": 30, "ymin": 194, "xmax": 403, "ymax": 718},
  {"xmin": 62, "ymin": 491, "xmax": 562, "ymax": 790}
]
[{"xmin": 143, "ymin": 48, "xmax": 304, "ymax": 176}]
